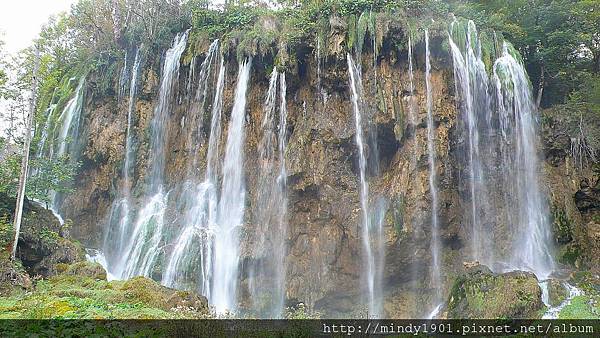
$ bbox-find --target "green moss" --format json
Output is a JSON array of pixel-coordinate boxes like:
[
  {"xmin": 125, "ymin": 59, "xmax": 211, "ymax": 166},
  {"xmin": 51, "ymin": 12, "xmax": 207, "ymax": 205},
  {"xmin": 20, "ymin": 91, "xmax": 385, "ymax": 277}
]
[
  {"xmin": 559, "ymin": 243, "xmax": 582, "ymax": 267},
  {"xmin": 559, "ymin": 295, "xmax": 600, "ymax": 319},
  {"xmin": 0, "ymin": 266, "xmax": 211, "ymax": 319},
  {"xmin": 552, "ymin": 206, "xmax": 573, "ymax": 244},
  {"xmin": 447, "ymin": 268, "xmax": 543, "ymax": 319}
]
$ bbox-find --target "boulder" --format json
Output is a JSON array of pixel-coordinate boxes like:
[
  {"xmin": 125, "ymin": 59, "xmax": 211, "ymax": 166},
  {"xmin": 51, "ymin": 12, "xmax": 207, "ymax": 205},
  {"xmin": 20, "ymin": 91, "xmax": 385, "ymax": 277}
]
[
  {"xmin": 447, "ymin": 265, "xmax": 543, "ymax": 318},
  {"xmin": 119, "ymin": 276, "xmax": 209, "ymax": 312},
  {"xmin": 57, "ymin": 261, "xmax": 107, "ymax": 281}
]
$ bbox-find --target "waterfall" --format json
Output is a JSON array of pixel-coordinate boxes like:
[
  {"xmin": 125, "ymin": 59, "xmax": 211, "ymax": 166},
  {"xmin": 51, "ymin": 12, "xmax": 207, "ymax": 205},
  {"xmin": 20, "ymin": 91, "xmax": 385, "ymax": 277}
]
[
  {"xmin": 407, "ymin": 35, "xmax": 416, "ymax": 126},
  {"xmin": 103, "ymin": 47, "xmax": 143, "ymax": 273},
  {"xmin": 188, "ymin": 39, "xmax": 220, "ymax": 168},
  {"xmin": 50, "ymin": 77, "xmax": 85, "ymax": 211},
  {"xmin": 250, "ymin": 68, "xmax": 289, "ymax": 318},
  {"xmin": 275, "ymin": 72, "xmax": 289, "ymax": 317},
  {"xmin": 54, "ymin": 78, "xmax": 85, "ymax": 160},
  {"xmin": 114, "ymin": 31, "xmax": 188, "ymax": 279},
  {"xmin": 347, "ymin": 53, "xmax": 384, "ymax": 318},
  {"xmin": 425, "ymin": 30, "xmax": 442, "ymax": 304},
  {"xmin": 448, "ymin": 19, "xmax": 554, "ymax": 279},
  {"xmin": 118, "ymin": 50, "xmax": 129, "ymax": 101},
  {"xmin": 212, "ymin": 58, "xmax": 252, "ymax": 314},
  {"xmin": 448, "ymin": 20, "xmax": 494, "ymax": 265},
  {"xmin": 162, "ymin": 54, "xmax": 226, "ymax": 300},
  {"xmin": 493, "ymin": 43, "xmax": 555, "ymax": 279},
  {"xmin": 36, "ymin": 103, "xmax": 57, "ymax": 158}
]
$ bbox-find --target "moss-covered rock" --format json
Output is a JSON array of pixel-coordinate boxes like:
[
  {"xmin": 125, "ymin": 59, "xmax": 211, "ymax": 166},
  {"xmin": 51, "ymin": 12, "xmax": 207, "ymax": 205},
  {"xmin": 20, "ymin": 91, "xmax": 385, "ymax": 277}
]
[
  {"xmin": 119, "ymin": 276, "xmax": 208, "ymax": 312},
  {"xmin": 58, "ymin": 261, "xmax": 107, "ymax": 281},
  {"xmin": 0, "ymin": 193, "xmax": 85, "ymax": 277},
  {"xmin": 0, "ymin": 251, "xmax": 32, "ymax": 296},
  {"xmin": 447, "ymin": 265, "xmax": 543, "ymax": 319},
  {"xmin": 0, "ymin": 273, "xmax": 211, "ymax": 319},
  {"xmin": 547, "ymin": 280, "xmax": 569, "ymax": 307}
]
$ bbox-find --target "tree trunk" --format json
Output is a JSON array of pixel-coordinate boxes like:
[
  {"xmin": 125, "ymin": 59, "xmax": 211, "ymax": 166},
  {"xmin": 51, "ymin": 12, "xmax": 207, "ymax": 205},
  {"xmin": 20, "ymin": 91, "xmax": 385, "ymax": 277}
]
[
  {"xmin": 11, "ymin": 46, "xmax": 40, "ymax": 260},
  {"xmin": 536, "ymin": 65, "xmax": 545, "ymax": 109},
  {"xmin": 112, "ymin": 0, "xmax": 123, "ymax": 45}
]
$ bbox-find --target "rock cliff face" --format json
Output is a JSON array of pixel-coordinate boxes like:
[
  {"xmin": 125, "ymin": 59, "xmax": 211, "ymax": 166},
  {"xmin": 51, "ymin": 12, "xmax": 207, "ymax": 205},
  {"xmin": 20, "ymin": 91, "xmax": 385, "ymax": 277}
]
[{"xmin": 55, "ymin": 25, "xmax": 596, "ymax": 318}]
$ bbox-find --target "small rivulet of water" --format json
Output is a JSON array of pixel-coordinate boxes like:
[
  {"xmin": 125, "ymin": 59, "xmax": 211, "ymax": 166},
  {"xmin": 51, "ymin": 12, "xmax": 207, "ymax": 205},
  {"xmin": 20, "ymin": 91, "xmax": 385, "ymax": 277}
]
[
  {"xmin": 425, "ymin": 29, "xmax": 443, "ymax": 308},
  {"xmin": 103, "ymin": 47, "xmax": 143, "ymax": 276},
  {"xmin": 212, "ymin": 58, "xmax": 252, "ymax": 315},
  {"xmin": 347, "ymin": 53, "xmax": 385, "ymax": 318},
  {"xmin": 36, "ymin": 103, "xmax": 57, "ymax": 159},
  {"xmin": 249, "ymin": 68, "xmax": 289, "ymax": 318},
  {"xmin": 161, "ymin": 54, "xmax": 226, "ymax": 301},
  {"xmin": 114, "ymin": 31, "xmax": 189, "ymax": 279}
]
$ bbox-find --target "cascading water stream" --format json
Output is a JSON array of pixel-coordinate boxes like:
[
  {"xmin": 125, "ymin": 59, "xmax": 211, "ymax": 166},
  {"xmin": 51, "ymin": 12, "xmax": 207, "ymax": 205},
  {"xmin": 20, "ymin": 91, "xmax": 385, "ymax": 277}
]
[
  {"xmin": 275, "ymin": 72, "xmax": 289, "ymax": 317},
  {"xmin": 493, "ymin": 43, "xmax": 555, "ymax": 279},
  {"xmin": 347, "ymin": 53, "xmax": 383, "ymax": 318},
  {"xmin": 250, "ymin": 68, "xmax": 289, "ymax": 318},
  {"xmin": 53, "ymin": 78, "xmax": 85, "ymax": 160},
  {"xmin": 212, "ymin": 58, "xmax": 252, "ymax": 314},
  {"xmin": 448, "ymin": 19, "xmax": 554, "ymax": 280},
  {"xmin": 162, "ymin": 52, "xmax": 226, "ymax": 300},
  {"xmin": 103, "ymin": 47, "xmax": 143, "ymax": 275},
  {"xmin": 36, "ymin": 103, "xmax": 56, "ymax": 159},
  {"xmin": 114, "ymin": 31, "xmax": 188, "ymax": 279},
  {"xmin": 49, "ymin": 77, "xmax": 86, "ymax": 212},
  {"xmin": 425, "ymin": 30, "xmax": 442, "ymax": 306},
  {"xmin": 188, "ymin": 39, "xmax": 219, "ymax": 168},
  {"xmin": 448, "ymin": 20, "xmax": 494, "ymax": 264}
]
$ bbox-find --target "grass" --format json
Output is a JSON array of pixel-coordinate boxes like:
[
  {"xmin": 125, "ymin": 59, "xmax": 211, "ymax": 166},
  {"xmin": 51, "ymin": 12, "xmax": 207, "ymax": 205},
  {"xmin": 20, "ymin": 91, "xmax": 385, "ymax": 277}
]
[{"xmin": 559, "ymin": 295, "xmax": 600, "ymax": 319}]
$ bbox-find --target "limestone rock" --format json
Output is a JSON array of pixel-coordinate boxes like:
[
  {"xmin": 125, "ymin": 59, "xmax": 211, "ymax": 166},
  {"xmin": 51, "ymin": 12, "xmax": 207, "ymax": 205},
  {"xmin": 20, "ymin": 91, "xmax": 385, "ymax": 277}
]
[{"xmin": 447, "ymin": 265, "xmax": 543, "ymax": 319}]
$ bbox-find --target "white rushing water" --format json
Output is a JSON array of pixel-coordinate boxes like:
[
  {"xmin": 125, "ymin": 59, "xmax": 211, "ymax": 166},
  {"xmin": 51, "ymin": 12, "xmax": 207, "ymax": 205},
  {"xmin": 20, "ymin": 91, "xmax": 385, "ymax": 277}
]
[
  {"xmin": 425, "ymin": 30, "xmax": 442, "ymax": 306},
  {"xmin": 103, "ymin": 47, "xmax": 143, "ymax": 271},
  {"xmin": 448, "ymin": 20, "xmax": 493, "ymax": 264},
  {"xmin": 539, "ymin": 281, "xmax": 582, "ymax": 319},
  {"xmin": 162, "ymin": 52, "xmax": 226, "ymax": 301},
  {"xmin": 113, "ymin": 31, "xmax": 188, "ymax": 279},
  {"xmin": 54, "ymin": 78, "xmax": 85, "ymax": 159},
  {"xmin": 250, "ymin": 68, "xmax": 289, "ymax": 317},
  {"xmin": 347, "ymin": 53, "xmax": 384, "ymax": 318},
  {"xmin": 85, "ymin": 248, "xmax": 116, "ymax": 281},
  {"xmin": 493, "ymin": 43, "xmax": 555, "ymax": 279},
  {"xmin": 212, "ymin": 58, "xmax": 252, "ymax": 314},
  {"xmin": 188, "ymin": 39, "xmax": 220, "ymax": 168},
  {"xmin": 448, "ymin": 19, "xmax": 555, "ymax": 280},
  {"xmin": 49, "ymin": 77, "xmax": 86, "ymax": 211},
  {"xmin": 36, "ymin": 103, "xmax": 57, "ymax": 158}
]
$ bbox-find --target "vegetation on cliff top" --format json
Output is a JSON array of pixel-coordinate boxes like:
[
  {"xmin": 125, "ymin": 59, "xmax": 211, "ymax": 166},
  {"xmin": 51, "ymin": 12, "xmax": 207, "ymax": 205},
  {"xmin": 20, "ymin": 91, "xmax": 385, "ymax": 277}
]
[{"xmin": 0, "ymin": 0, "xmax": 599, "ymax": 322}]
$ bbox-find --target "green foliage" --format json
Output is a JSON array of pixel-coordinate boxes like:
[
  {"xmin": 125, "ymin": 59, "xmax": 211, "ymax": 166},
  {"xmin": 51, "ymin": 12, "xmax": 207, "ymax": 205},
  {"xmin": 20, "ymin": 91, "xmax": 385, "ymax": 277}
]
[
  {"xmin": 285, "ymin": 303, "xmax": 320, "ymax": 319},
  {"xmin": 0, "ymin": 214, "xmax": 13, "ymax": 250},
  {"xmin": 0, "ymin": 150, "xmax": 79, "ymax": 204},
  {"xmin": 450, "ymin": 0, "xmax": 600, "ymax": 107}
]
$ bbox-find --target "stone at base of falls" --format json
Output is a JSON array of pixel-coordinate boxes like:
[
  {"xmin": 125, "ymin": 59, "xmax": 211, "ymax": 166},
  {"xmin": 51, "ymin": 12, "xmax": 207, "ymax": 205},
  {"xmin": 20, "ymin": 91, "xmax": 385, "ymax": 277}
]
[
  {"xmin": 0, "ymin": 261, "xmax": 211, "ymax": 319},
  {"xmin": 0, "ymin": 251, "xmax": 32, "ymax": 295},
  {"xmin": 0, "ymin": 193, "xmax": 85, "ymax": 278},
  {"xmin": 55, "ymin": 261, "xmax": 107, "ymax": 281},
  {"xmin": 546, "ymin": 279, "xmax": 569, "ymax": 307},
  {"xmin": 446, "ymin": 265, "xmax": 543, "ymax": 319},
  {"xmin": 120, "ymin": 276, "xmax": 209, "ymax": 312}
]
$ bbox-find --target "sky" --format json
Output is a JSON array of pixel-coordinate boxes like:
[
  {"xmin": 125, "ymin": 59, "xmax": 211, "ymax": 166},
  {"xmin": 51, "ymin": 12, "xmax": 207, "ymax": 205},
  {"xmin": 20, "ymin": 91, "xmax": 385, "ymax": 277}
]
[
  {"xmin": 0, "ymin": 0, "xmax": 77, "ymax": 138},
  {"xmin": 0, "ymin": 0, "xmax": 78, "ymax": 55}
]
